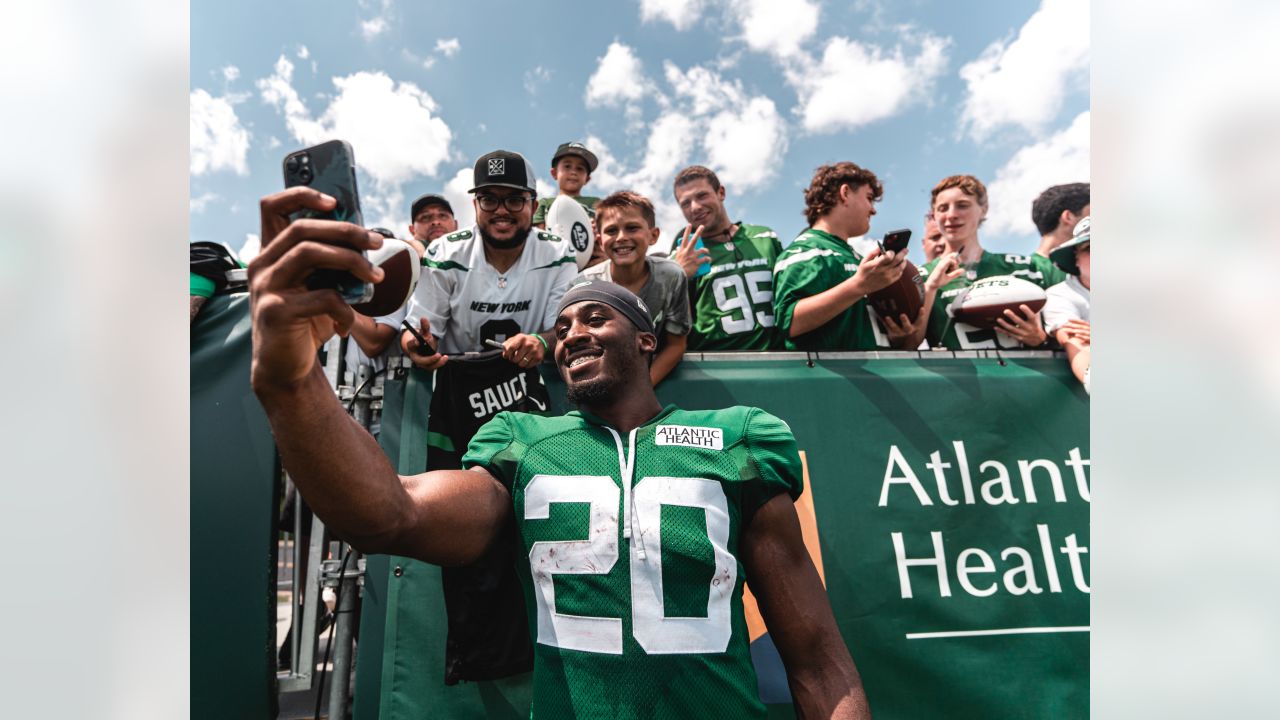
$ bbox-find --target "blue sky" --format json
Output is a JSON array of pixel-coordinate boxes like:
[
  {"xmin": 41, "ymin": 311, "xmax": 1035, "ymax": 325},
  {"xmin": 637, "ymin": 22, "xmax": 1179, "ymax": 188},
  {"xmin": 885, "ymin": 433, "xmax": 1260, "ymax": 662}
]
[{"xmin": 191, "ymin": 0, "xmax": 1089, "ymax": 264}]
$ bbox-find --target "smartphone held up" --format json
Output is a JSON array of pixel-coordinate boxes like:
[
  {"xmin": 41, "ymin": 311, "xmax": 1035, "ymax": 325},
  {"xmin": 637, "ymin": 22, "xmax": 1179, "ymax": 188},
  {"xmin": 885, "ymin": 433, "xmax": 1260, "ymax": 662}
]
[
  {"xmin": 283, "ymin": 140, "xmax": 373, "ymax": 305},
  {"xmin": 878, "ymin": 228, "xmax": 911, "ymax": 255}
]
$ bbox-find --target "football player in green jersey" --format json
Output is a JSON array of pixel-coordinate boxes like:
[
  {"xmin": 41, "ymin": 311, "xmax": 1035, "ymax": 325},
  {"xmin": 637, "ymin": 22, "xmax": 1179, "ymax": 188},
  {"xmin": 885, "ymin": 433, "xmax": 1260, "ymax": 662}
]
[
  {"xmin": 248, "ymin": 182, "xmax": 870, "ymax": 718},
  {"xmin": 773, "ymin": 161, "xmax": 910, "ymax": 350},
  {"xmin": 670, "ymin": 165, "xmax": 784, "ymax": 351},
  {"xmin": 886, "ymin": 175, "xmax": 1065, "ymax": 350}
]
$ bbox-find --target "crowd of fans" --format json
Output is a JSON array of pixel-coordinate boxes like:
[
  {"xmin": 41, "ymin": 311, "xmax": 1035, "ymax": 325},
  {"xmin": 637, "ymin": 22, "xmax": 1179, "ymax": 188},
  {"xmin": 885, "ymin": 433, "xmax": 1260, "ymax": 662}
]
[
  {"xmin": 332, "ymin": 141, "xmax": 1090, "ymax": 393},
  {"xmin": 192, "ymin": 140, "xmax": 1091, "ymax": 393}
]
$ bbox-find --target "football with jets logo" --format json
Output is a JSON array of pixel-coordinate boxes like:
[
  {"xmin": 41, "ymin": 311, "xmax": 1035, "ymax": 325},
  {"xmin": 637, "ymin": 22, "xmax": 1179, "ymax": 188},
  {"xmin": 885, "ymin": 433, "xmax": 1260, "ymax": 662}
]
[{"xmin": 948, "ymin": 275, "xmax": 1047, "ymax": 329}]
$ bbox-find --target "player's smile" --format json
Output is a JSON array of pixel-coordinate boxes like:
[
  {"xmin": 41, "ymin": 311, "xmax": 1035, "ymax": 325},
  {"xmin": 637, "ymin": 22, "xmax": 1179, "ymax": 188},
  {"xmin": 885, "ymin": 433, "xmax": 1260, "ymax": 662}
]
[{"xmin": 564, "ymin": 347, "xmax": 604, "ymax": 375}]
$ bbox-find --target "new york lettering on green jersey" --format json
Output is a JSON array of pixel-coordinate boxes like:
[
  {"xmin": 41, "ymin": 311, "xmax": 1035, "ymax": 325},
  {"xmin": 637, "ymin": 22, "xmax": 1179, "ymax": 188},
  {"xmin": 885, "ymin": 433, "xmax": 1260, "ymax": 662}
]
[
  {"xmin": 688, "ymin": 223, "xmax": 783, "ymax": 351},
  {"xmin": 920, "ymin": 250, "xmax": 1066, "ymax": 349},
  {"xmin": 463, "ymin": 405, "xmax": 803, "ymax": 719},
  {"xmin": 772, "ymin": 228, "xmax": 886, "ymax": 350}
]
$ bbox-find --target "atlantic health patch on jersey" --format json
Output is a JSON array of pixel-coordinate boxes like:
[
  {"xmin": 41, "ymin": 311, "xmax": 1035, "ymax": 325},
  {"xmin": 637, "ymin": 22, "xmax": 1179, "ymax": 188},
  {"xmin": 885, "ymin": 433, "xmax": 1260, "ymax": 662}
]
[{"xmin": 654, "ymin": 424, "xmax": 724, "ymax": 450}]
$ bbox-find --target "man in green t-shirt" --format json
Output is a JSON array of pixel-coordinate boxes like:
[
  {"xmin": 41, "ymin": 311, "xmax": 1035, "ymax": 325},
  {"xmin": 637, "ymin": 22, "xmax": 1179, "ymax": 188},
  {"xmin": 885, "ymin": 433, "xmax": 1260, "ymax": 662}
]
[
  {"xmin": 669, "ymin": 165, "xmax": 783, "ymax": 351},
  {"xmin": 247, "ymin": 195, "xmax": 872, "ymax": 717},
  {"xmin": 772, "ymin": 162, "xmax": 912, "ymax": 350}
]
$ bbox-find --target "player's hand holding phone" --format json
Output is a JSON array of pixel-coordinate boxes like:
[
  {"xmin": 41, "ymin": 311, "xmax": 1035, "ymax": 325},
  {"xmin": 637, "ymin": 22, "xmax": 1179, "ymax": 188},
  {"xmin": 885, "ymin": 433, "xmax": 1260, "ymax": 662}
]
[{"xmin": 249, "ymin": 187, "xmax": 386, "ymax": 392}]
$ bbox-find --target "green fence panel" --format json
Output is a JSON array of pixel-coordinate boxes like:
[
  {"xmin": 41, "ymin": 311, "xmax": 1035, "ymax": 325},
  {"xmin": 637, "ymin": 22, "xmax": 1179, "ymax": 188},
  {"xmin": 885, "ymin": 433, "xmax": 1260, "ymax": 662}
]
[{"xmin": 190, "ymin": 293, "xmax": 280, "ymax": 719}]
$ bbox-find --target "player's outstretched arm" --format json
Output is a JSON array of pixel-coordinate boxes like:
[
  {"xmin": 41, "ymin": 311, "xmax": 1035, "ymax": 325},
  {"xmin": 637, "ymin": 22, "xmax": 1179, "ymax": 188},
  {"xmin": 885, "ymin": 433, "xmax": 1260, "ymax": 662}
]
[
  {"xmin": 742, "ymin": 493, "xmax": 871, "ymax": 720},
  {"xmin": 250, "ymin": 188, "xmax": 509, "ymax": 565}
]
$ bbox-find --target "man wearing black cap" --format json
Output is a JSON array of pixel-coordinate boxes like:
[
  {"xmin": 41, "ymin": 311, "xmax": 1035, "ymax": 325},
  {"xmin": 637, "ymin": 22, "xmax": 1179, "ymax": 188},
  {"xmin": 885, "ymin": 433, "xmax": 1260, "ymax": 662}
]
[
  {"xmin": 532, "ymin": 141, "xmax": 601, "ymax": 229},
  {"xmin": 399, "ymin": 149, "xmax": 576, "ymax": 370},
  {"xmin": 247, "ymin": 195, "xmax": 871, "ymax": 714},
  {"xmin": 407, "ymin": 192, "xmax": 458, "ymax": 253}
]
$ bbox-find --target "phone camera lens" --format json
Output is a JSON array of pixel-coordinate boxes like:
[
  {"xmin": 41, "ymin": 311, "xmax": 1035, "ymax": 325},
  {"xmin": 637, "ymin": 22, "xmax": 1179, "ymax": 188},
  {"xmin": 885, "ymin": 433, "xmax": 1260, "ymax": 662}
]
[
  {"xmin": 299, "ymin": 155, "xmax": 310, "ymax": 165},
  {"xmin": 298, "ymin": 168, "xmax": 314, "ymax": 184},
  {"xmin": 285, "ymin": 156, "xmax": 299, "ymax": 173}
]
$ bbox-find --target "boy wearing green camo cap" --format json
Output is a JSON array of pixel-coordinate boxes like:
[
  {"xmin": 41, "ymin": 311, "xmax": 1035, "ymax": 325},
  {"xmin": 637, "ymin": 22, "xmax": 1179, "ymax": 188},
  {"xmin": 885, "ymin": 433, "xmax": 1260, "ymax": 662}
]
[{"xmin": 532, "ymin": 141, "xmax": 601, "ymax": 228}]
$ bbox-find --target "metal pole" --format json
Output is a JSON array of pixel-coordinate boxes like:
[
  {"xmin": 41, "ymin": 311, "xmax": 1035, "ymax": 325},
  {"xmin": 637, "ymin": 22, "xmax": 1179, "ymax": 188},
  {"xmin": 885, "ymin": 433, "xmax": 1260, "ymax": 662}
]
[
  {"xmin": 289, "ymin": 474, "xmax": 301, "ymax": 675},
  {"xmin": 327, "ymin": 549, "xmax": 361, "ymax": 720},
  {"xmin": 350, "ymin": 363, "xmax": 372, "ymax": 430}
]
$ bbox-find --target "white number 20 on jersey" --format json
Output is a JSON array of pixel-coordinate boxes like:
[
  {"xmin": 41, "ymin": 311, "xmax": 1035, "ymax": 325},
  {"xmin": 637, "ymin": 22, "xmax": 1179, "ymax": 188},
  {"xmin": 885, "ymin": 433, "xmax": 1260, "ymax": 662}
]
[{"xmin": 523, "ymin": 474, "xmax": 736, "ymax": 655}]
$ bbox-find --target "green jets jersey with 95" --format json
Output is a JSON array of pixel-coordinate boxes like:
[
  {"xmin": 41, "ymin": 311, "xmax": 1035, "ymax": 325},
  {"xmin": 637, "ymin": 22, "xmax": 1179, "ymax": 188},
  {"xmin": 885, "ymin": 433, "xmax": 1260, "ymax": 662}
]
[
  {"xmin": 688, "ymin": 223, "xmax": 784, "ymax": 351},
  {"xmin": 462, "ymin": 405, "xmax": 803, "ymax": 719}
]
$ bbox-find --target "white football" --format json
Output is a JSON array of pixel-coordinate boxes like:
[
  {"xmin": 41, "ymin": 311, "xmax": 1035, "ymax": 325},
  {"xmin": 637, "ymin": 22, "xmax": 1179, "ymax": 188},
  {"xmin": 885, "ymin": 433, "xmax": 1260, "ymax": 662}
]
[
  {"xmin": 353, "ymin": 237, "xmax": 419, "ymax": 317},
  {"xmin": 949, "ymin": 274, "xmax": 1047, "ymax": 330},
  {"xmin": 545, "ymin": 195, "xmax": 596, "ymax": 270}
]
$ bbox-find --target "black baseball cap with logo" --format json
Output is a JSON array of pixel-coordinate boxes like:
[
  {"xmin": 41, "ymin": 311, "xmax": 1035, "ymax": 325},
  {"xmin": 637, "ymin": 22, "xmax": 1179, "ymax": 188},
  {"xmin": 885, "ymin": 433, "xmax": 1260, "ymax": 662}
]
[
  {"xmin": 552, "ymin": 141, "xmax": 598, "ymax": 173},
  {"xmin": 409, "ymin": 193, "xmax": 453, "ymax": 220},
  {"xmin": 468, "ymin": 150, "xmax": 537, "ymax": 195}
]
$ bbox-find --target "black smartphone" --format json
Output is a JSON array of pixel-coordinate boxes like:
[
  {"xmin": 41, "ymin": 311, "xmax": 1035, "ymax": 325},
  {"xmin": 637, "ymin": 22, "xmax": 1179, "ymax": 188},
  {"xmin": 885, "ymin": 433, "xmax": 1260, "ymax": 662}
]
[
  {"xmin": 878, "ymin": 228, "xmax": 911, "ymax": 254},
  {"xmin": 400, "ymin": 319, "xmax": 437, "ymax": 356},
  {"xmin": 283, "ymin": 140, "xmax": 372, "ymax": 304}
]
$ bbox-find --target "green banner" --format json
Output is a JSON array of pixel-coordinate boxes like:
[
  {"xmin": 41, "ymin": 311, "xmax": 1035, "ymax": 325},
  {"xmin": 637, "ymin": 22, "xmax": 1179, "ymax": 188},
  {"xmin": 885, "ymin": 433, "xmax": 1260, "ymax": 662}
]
[{"xmin": 358, "ymin": 354, "xmax": 1089, "ymax": 719}]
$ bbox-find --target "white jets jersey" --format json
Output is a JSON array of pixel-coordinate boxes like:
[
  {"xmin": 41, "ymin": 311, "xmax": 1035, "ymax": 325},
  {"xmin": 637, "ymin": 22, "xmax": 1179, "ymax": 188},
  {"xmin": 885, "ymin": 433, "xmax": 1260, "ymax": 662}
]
[{"xmin": 405, "ymin": 225, "xmax": 577, "ymax": 354}]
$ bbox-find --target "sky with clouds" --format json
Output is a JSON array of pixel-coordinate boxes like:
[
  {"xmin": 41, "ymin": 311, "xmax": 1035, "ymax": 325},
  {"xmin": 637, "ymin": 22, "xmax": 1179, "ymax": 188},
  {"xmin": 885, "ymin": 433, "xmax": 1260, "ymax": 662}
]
[{"xmin": 191, "ymin": 0, "xmax": 1089, "ymax": 263}]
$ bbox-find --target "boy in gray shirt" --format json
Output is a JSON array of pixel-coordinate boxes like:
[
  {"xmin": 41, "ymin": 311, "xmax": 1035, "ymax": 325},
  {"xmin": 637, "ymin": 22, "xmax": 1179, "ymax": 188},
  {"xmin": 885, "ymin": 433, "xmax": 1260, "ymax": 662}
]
[{"xmin": 579, "ymin": 191, "xmax": 691, "ymax": 384}]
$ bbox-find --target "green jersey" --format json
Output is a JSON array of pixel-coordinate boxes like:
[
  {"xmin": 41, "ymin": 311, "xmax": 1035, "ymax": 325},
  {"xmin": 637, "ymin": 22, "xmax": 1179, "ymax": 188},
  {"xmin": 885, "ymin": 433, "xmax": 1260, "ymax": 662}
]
[
  {"xmin": 920, "ymin": 250, "xmax": 1066, "ymax": 349},
  {"xmin": 463, "ymin": 405, "xmax": 803, "ymax": 719},
  {"xmin": 772, "ymin": 228, "xmax": 885, "ymax": 350},
  {"xmin": 687, "ymin": 223, "xmax": 783, "ymax": 351},
  {"xmin": 533, "ymin": 195, "xmax": 600, "ymax": 225}
]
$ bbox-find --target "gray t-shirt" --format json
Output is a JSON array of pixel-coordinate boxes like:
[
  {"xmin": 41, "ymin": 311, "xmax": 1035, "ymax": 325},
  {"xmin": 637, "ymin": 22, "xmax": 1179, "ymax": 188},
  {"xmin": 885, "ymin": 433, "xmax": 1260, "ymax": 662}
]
[{"xmin": 578, "ymin": 256, "xmax": 691, "ymax": 337}]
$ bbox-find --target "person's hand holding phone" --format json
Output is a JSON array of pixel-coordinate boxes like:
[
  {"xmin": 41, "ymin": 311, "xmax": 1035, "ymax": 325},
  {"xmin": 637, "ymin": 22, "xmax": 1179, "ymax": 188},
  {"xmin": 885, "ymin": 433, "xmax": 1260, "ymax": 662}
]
[
  {"xmin": 400, "ymin": 317, "xmax": 448, "ymax": 371},
  {"xmin": 249, "ymin": 187, "xmax": 386, "ymax": 392},
  {"xmin": 671, "ymin": 225, "xmax": 710, "ymax": 279},
  {"xmin": 852, "ymin": 245, "xmax": 908, "ymax": 295}
]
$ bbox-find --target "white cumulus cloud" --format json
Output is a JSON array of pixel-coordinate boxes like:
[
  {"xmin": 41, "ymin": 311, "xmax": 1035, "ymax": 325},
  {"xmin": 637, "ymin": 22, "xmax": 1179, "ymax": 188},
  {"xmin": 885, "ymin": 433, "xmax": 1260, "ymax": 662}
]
[
  {"xmin": 704, "ymin": 96, "xmax": 787, "ymax": 190},
  {"xmin": 239, "ymin": 233, "xmax": 261, "ymax": 263},
  {"xmin": 787, "ymin": 33, "xmax": 950, "ymax": 134},
  {"xmin": 297, "ymin": 45, "xmax": 310, "ymax": 60},
  {"xmin": 190, "ymin": 89, "xmax": 250, "ymax": 176},
  {"xmin": 959, "ymin": 0, "xmax": 1089, "ymax": 141},
  {"xmin": 585, "ymin": 62, "xmax": 788, "ymax": 232},
  {"xmin": 585, "ymin": 42, "xmax": 649, "ymax": 108},
  {"xmin": 729, "ymin": 0, "xmax": 819, "ymax": 60},
  {"xmin": 524, "ymin": 65, "xmax": 551, "ymax": 95},
  {"xmin": 189, "ymin": 192, "xmax": 218, "ymax": 214},
  {"xmin": 985, "ymin": 111, "xmax": 1090, "ymax": 238},
  {"xmin": 256, "ymin": 56, "xmax": 455, "ymax": 228},
  {"xmin": 221, "ymin": 65, "xmax": 239, "ymax": 82},
  {"xmin": 442, "ymin": 167, "xmax": 476, "ymax": 229},
  {"xmin": 435, "ymin": 38, "xmax": 460, "ymax": 57},
  {"xmin": 360, "ymin": 17, "xmax": 387, "ymax": 41},
  {"xmin": 664, "ymin": 62, "xmax": 787, "ymax": 190},
  {"xmin": 639, "ymin": 0, "xmax": 708, "ymax": 31}
]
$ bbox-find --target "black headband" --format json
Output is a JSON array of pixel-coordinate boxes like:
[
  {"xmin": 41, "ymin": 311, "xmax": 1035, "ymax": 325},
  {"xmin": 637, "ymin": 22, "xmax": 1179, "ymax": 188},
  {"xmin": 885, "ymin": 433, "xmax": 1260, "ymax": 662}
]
[{"xmin": 557, "ymin": 281, "xmax": 655, "ymax": 336}]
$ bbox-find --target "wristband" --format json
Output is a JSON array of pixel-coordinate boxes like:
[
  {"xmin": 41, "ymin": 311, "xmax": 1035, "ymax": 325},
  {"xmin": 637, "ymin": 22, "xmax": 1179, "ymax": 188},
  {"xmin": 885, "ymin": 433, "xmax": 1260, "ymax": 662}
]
[{"xmin": 534, "ymin": 334, "xmax": 549, "ymax": 352}]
